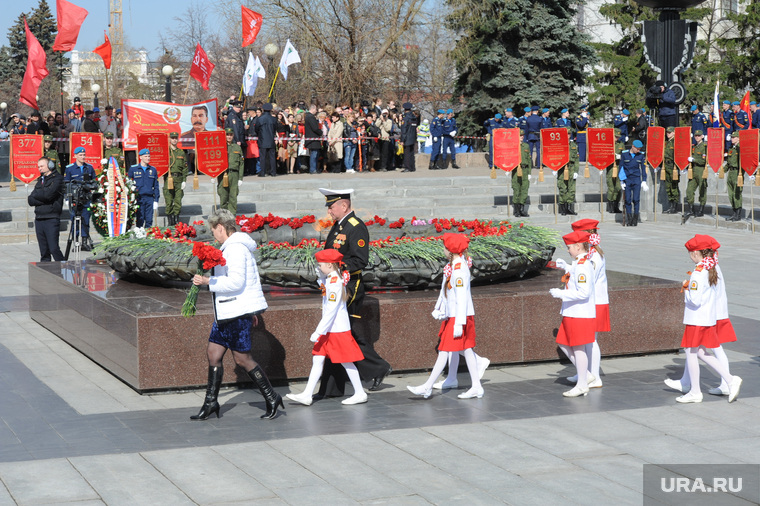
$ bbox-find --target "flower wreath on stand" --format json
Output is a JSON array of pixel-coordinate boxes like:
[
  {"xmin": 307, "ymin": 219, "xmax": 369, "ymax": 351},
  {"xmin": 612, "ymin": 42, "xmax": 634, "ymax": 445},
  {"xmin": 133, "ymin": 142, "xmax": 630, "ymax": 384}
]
[{"xmin": 91, "ymin": 172, "xmax": 139, "ymax": 238}]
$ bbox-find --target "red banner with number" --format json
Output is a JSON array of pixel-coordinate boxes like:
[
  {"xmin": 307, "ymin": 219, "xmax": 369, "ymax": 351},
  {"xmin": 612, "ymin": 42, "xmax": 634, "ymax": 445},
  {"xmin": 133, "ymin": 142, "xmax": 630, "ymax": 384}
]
[
  {"xmin": 646, "ymin": 126, "xmax": 665, "ymax": 168},
  {"xmin": 137, "ymin": 133, "xmax": 170, "ymax": 177},
  {"xmin": 540, "ymin": 128, "xmax": 569, "ymax": 171},
  {"xmin": 674, "ymin": 126, "xmax": 692, "ymax": 170},
  {"xmin": 739, "ymin": 129, "xmax": 759, "ymax": 176},
  {"xmin": 69, "ymin": 132, "xmax": 104, "ymax": 174},
  {"xmin": 493, "ymin": 128, "xmax": 521, "ymax": 171},
  {"xmin": 707, "ymin": 128, "xmax": 724, "ymax": 173},
  {"xmin": 195, "ymin": 131, "xmax": 228, "ymax": 177},
  {"xmin": 10, "ymin": 134, "xmax": 43, "ymax": 183},
  {"xmin": 587, "ymin": 128, "xmax": 615, "ymax": 171}
]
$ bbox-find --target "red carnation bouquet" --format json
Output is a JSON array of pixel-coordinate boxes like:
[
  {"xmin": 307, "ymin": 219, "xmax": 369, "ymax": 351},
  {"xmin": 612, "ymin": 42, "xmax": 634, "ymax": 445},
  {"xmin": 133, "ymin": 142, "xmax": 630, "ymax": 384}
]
[{"xmin": 182, "ymin": 242, "xmax": 227, "ymax": 317}]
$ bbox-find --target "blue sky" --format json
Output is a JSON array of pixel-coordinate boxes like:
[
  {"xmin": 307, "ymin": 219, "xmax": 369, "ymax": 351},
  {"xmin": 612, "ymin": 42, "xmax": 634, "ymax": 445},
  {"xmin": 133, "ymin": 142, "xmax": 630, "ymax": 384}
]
[{"xmin": 1, "ymin": 0, "xmax": 178, "ymax": 60}]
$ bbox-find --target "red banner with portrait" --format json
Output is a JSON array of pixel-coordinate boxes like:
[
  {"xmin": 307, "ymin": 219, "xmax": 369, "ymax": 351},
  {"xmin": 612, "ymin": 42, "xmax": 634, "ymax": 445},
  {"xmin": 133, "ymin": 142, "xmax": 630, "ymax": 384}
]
[
  {"xmin": 646, "ymin": 126, "xmax": 665, "ymax": 168},
  {"xmin": 587, "ymin": 128, "xmax": 615, "ymax": 171},
  {"xmin": 540, "ymin": 128, "xmax": 569, "ymax": 171},
  {"xmin": 69, "ymin": 132, "xmax": 104, "ymax": 174},
  {"xmin": 492, "ymin": 128, "xmax": 521, "ymax": 171},
  {"xmin": 10, "ymin": 134, "xmax": 43, "ymax": 183},
  {"xmin": 739, "ymin": 129, "xmax": 759, "ymax": 176},
  {"xmin": 674, "ymin": 126, "xmax": 692, "ymax": 170},
  {"xmin": 195, "ymin": 131, "xmax": 228, "ymax": 177},
  {"xmin": 707, "ymin": 128, "xmax": 724, "ymax": 173},
  {"xmin": 137, "ymin": 133, "xmax": 170, "ymax": 178},
  {"xmin": 121, "ymin": 98, "xmax": 219, "ymax": 150}
]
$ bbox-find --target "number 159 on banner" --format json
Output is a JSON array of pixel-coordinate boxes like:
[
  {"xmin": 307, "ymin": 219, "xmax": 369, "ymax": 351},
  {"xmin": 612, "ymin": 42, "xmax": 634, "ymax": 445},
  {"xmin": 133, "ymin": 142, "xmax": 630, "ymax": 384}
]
[{"xmin": 195, "ymin": 131, "xmax": 228, "ymax": 177}]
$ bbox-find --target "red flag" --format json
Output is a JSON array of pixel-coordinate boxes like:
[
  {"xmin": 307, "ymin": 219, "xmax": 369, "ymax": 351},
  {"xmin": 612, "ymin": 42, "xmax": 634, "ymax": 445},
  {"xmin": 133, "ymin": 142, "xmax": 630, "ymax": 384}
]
[
  {"xmin": 93, "ymin": 32, "xmax": 112, "ymax": 69},
  {"xmin": 646, "ymin": 126, "xmax": 665, "ymax": 168},
  {"xmin": 189, "ymin": 43, "xmax": 215, "ymax": 90},
  {"xmin": 674, "ymin": 126, "xmax": 692, "ymax": 170},
  {"xmin": 52, "ymin": 0, "xmax": 89, "ymax": 52},
  {"xmin": 739, "ymin": 129, "xmax": 759, "ymax": 176},
  {"xmin": 19, "ymin": 18, "xmax": 49, "ymax": 110},
  {"xmin": 241, "ymin": 6, "xmax": 263, "ymax": 47},
  {"xmin": 540, "ymin": 128, "xmax": 570, "ymax": 171},
  {"xmin": 492, "ymin": 129, "xmax": 521, "ymax": 171},
  {"xmin": 587, "ymin": 128, "xmax": 615, "ymax": 171},
  {"xmin": 706, "ymin": 128, "xmax": 724, "ymax": 173},
  {"xmin": 740, "ymin": 91, "xmax": 751, "ymax": 129}
]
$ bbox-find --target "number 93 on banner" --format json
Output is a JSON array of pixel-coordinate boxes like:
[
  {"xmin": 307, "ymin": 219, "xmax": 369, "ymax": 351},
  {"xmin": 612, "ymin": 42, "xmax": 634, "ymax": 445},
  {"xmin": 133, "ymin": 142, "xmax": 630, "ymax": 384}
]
[{"xmin": 195, "ymin": 131, "xmax": 228, "ymax": 177}]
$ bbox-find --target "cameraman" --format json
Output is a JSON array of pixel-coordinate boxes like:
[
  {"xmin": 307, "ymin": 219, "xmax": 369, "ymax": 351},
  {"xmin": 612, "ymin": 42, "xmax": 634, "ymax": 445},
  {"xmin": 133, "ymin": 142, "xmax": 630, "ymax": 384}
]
[
  {"xmin": 651, "ymin": 81, "xmax": 677, "ymax": 128},
  {"xmin": 28, "ymin": 157, "xmax": 65, "ymax": 261},
  {"xmin": 64, "ymin": 146, "xmax": 97, "ymax": 251}
]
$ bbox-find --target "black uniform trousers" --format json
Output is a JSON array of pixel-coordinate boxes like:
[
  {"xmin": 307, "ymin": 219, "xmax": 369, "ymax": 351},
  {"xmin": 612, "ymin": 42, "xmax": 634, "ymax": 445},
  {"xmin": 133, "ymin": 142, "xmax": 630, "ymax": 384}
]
[
  {"xmin": 380, "ymin": 140, "xmax": 394, "ymax": 171},
  {"xmin": 260, "ymin": 147, "xmax": 277, "ymax": 176},
  {"xmin": 316, "ymin": 275, "xmax": 391, "ymax": 397},
  {"xmin": 403, "ymin": 143, "xmax": 416, "ymax": 171},
  {"xmin": 35, "ymin": 218, "xmax": 64, "ymax": 261}
]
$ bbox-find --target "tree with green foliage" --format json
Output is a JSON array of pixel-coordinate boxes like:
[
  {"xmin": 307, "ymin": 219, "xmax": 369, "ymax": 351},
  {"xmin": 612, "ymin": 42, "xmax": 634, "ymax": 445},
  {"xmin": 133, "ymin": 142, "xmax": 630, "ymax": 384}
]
[
  {"xmin": 586, "ymin": 1, "xmax": 657, "ymax": 118},
  {"xmin": 721, "ymin": 0, "xmax": 760, "ymax": 93},
  {"xmin": 446, "ymin": 0, "xmax": 596, "ymax": 136}
]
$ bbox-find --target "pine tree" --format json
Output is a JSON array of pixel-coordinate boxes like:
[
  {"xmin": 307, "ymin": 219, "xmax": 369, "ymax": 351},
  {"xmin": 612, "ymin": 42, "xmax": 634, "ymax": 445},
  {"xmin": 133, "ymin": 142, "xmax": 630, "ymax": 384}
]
[
  {"xmin": 586, "ymin": 1, "xmax": 657, "ymax": 117},
  {"xmin": 721, "ymin": 0, "xmax": 760, "ymax": 92},
  {"xmin": 447, "ymin": 0, "xmax": 596, "ymax": 136}
]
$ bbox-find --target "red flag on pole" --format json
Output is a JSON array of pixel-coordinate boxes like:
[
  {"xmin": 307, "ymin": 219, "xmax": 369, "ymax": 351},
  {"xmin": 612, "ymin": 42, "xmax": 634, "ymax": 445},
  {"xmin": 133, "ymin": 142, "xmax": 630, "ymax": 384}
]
[
  {"xmin": 93, "ymin": 31, "xmax": 112, "ymax": 69},
  {"xmin": 19, "ymin": 18, "xmax": 49, "ymax": 110},
  {"xmin": 492, "ymin": 128, "xmax": 521, "ymax": 171},
  {"xmin": 52, "ymin": 0, "xmax": 89, "ymax": 52},
  {"xmin": 740, "ymin": 91, "xmax": 752, "ymax": 130},
  {"xmin": 241, "ymin": 6, "xmax": 263, "ymax": 47},
  {"xmin": 189, "ymin": 43, "xmax": 215, "ymax": 91}
]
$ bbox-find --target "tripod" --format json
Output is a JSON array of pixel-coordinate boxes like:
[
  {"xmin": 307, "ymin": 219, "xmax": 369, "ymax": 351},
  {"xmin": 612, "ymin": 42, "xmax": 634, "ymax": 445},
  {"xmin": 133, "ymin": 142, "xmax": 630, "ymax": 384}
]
[{"xmin": 64, "ymin": 214, "xmax": 83, "ymax": 261}]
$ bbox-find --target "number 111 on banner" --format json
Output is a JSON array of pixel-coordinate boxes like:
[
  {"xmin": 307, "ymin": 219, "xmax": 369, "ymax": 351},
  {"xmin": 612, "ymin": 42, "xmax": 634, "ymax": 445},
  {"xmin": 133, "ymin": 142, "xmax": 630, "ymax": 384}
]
[{"xmin": 195, "ymin": 131, "xmax": 228, "ymax": 178}]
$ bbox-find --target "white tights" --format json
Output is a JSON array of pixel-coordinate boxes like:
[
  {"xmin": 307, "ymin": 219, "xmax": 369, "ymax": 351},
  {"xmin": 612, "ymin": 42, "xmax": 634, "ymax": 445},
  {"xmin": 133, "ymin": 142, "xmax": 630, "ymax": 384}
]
[
  {"xmin": 559, "ymin": 344, "xmax": 589, "ymax": 388},
  {"xmin": 441, "ymin": 350, "xmax": 484, "ymax": 382},
  {"xmin": 679, "ymin": 345, "xmax": 731, "ymax": 390},
  {"xmin": 683, "ymin": 346, "xmax": 733, "ymax": 395},
  {"xmin": 301, "ymin": 355, "xmax": 363, "ymax": 397},
  {"xmin": 560, "ymin": 335, "xmax": 600, "ymax": 380},
  {"xmin": 424, "ymin": 349, "xmax": 481, "ymax": 390}
]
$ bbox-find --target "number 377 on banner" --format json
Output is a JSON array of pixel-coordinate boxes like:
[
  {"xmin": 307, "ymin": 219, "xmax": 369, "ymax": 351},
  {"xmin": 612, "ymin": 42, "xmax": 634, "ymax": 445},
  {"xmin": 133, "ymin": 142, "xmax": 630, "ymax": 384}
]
[{"xmin": 195, "ymin": 131, "xmax": 228, "ymax": 178}]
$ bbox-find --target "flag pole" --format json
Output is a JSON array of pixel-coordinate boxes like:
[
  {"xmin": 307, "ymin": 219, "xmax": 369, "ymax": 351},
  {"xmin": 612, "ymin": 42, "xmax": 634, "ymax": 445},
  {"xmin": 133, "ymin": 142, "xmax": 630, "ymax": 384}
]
[
  {"xmin": 268, "ymin": 67, "xmax": 280, "ymax": 101},
  {"xmin": 183, "ymin": 73, "xmax": 192, "ymax": 104},
  {"xmin": 105, "ymin": 69, "xmax": 110, "ymax": 106}
]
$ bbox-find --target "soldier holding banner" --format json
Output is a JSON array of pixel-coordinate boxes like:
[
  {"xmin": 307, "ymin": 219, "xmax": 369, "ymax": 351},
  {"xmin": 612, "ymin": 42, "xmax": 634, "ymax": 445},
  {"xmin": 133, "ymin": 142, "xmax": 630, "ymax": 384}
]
[
  {"xmin": 684, "ymin": 130, "xmax": 708, "ymax": 218},
  {"xmin": 725, "ymin": 131, "xmax": 743, "ymax": 222},
  {"xmin": 164, "ymin": 132, "xmax": 187, "ymax": 225},
  {"xmin": 607, "ymin": 129, "xmax": 623, "ymax": 214},
  {"xmin": 103, "ymin": 132, "xmax": 124, "ymax": 175},
  {"xmin": 512, "ymin": 130, "xmax": 531, "ymax": 217},
  {"xmin": 557, "ymin": 129, "xmax": 579, "ymax": 216},
  {"xmin": 662, "ymin": 127, "xmax": 679, "ymax": 214},
  {"xmin": 219, "ymin": 128, "xmax": 245, "ymax": 215},
  {"xmin": 43, "ymin": 135, "xmax": 60, "ymax": 174}
]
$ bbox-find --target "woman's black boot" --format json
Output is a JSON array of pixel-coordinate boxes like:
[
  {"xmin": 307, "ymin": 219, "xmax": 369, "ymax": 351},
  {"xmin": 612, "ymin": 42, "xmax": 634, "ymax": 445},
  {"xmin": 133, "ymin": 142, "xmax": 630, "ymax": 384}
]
[
  {"xmin": 249, "ymin": 365, "xmax": 284, "ymax": 419},
  {"xmin": 190, "ymin": 366, "xmax": 223, "ymax": 420}
]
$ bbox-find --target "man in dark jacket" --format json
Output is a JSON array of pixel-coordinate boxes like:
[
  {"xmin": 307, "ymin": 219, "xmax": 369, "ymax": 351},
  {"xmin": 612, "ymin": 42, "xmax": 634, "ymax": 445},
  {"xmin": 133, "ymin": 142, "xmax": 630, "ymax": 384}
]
[
  {"xmin": 657, "ymin": 82, "xmax": 677, "ymax": 128},
  {"xmin": 224, "ymin": 100, "xmax": 246, "ymax": 149},
  {"xmin": 28, "ymin": 157, "xmax": 65, "ymax": 261},
  {"xmin": 304, "ymin": 105, "xmax": 322, "ymax": 174},
  {"xmin": 255, "ymin": 103, "xmax": 278, "ymax": 177},
  {"xmin": 82, "ymin": 110, "xmax": 99, "ymax": 132},
  {"xmin": 400, "ymin": 102, "xmax": 418, "ymax": 172}
]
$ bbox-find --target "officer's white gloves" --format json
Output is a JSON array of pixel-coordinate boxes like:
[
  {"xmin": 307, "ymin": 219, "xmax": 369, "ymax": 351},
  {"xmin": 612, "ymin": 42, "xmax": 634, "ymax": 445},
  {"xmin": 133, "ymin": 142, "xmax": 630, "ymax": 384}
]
[
  {"xmin": 726, "ymin": 134, "xmax": 732, "ymax": 141},
  {"xmin": 153, "ymin": 202, "xmax": 159, "ymax": 210},
  {"xmin": 573, "ymin": 173, "xmax": 578, "ymax": 180},
  {"xmin": 625, "ymin": 136, "xmax": 629, "ymax": 142},
  {"xmin": 616, "ymin": 154, "xmax": 621, "ymax": 160},
  {"xmin": 453, "ymin": 324, "xmax": 463, "ymax": 338},
  {"xmin": 238, "ymin": 179, "xmax": 242, "ymax": 187},
  {"xmin": 641, "ymin": 181, "xmax": 649, "ymax": 192},
  {"xmin": 181, "ymin": 182, "xmax": 186, "ymax": 190},
  {"xmin": 688, "ymin": 156, "xmax": 694, "ymax": 162},
  {"xmin": 621, "ymin": 182, "xmax": 627, "ymax": 190},
  {"xmin": 433, "ymin": 137, "xmax": 438, "ymax": 142},
  {"xmin": 450, "ymin": 130, "xmax": 457, "ymax": 137}
]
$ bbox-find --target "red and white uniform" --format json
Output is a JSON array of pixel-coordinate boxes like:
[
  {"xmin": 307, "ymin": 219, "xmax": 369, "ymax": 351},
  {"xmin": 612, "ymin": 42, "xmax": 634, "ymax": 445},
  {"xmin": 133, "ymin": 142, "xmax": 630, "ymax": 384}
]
[
  {"xmin": 555, "ymin": 255, "xmax": 596, "ymax": 346},
  {"xmin": 435, "ymin": 258, "xmax": 476, "ymax": 352},
  {"xmin": 715, "ymin": 264, "xmax": 737, "ymax": 343},
  {"xmin": 681, "ymin": 264, "xmax": 719, "ymax": 348},
  {"xmin": 587, "ymin": 248, "xmax": 610, "ymax": 332},
  {"xmin": 312, "ymin": 271, "xmax": 364, "ymax": 363}
]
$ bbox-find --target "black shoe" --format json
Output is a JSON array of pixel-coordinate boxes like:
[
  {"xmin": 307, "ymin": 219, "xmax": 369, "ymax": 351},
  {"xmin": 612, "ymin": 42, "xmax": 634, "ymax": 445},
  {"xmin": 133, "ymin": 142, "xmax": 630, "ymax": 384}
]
[
  {"xmin": 606, "ymin": 201, "xmax": 612, "ymax": 214},
  {"xmin": 682, "ymin": 203, "xmax": 693, "ymax": 220},
  {"xmin": 566, "ymin": 203, "xmax": 577, "ymax": 216},
  {"xmin": 191, "ymin": 366, "xmax": 223, "ymax": 420},
  {"xmin": 452, "ymin": 162, "xmax": 461, "ymax": 169},
  {"xmin": 520, "ymin": 204, "xmax": 530, "ymax": 217},
  {"xmin": 695, "ymin": 205, "xmax": 704, "ymax": 217},
  {"xmin": 369, "ymin": 366, "xmax": 392, "ymax": 391},
  {"xmin": 633, "ymin": 213, "xmax": 639, "ymax": 226},
  {"xmin": 402, "ymin": 169, "xmax": 414, "ymax": 173},
  {"xmin": 613, "ymin": 202, "xmax": 622, "ymax": 213},
  {"xmin": 559, "ymin": 203, "xmax": 567, "ymax": 216},
  {"xmin": 513, "ymin": 204, "xmax": 521, "ymax": 217},
  {"xmin": 664, "ymin": 202, "xmax": 677, "ymax": 214},
  {"xmin": 249, "ymin": 365, "xmax": 283, "ymax": 419}
]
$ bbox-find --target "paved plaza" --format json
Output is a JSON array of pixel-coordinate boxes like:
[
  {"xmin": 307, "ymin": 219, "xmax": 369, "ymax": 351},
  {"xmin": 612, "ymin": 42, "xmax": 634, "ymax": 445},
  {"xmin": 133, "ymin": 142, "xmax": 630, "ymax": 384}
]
[{"xmin": 0, "ymin": 220, "xmax": 758, "ymax": 505}]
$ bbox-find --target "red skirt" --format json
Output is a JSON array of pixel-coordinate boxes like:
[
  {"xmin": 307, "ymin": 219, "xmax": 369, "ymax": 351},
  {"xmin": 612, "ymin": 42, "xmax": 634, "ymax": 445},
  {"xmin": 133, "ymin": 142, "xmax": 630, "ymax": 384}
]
[
  {"xmin": 438, "ymin": 315, "xmax": 476, "ymax": 352},
  {"xmin": 716, "ymin": 318, "xmax": 737, "ymax": 344},
  {"xmin": 556, "ymin": 317, "xmax": 597, "ymax": 347},
  {"xmin": 596, "ymin": 304, "xmax": 611, "ymax": 332},
  {"xmin": 681, "ymin": 324, "xmax": 720, "ymax": 348},
  {"xmin": 312, "ymin": 330, "xmax": 365, "ymax": 363}
]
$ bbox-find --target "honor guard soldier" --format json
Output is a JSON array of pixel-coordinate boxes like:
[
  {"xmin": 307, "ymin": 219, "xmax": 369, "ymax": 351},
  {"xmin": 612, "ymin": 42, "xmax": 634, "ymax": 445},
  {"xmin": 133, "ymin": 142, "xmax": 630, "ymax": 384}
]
[
  {"xmin": 526, "ymin": 106, "xmax": 542, "ymax": 167},
  {"xmin": 555, "ymin": 108, "xmax": 572, "ymax": 130},
  {"xmin": 429, "ymin": 109, "xmax": 446, "ymax": 170},
  {"xmin": 442, "ymin": 109, "xmax": 460, "ymax": 169},
  {"xmin": 483, "ymin": 113, "xmax": 503, "ymax": 170},
  {"xmin": 504, "ymin": 108, "xmax": 518, "ymax": 128},
  {"xmin": 607, "ymin": 128, "xmax": 623, "ymax": 214},
  {"xmin": 128, "ymin": 148, "xmax": 160, "ymax": 228},
  {"xmin": 164, "ymin": 132, "xmax": 188, "ymax": 225},
  {"xmin": 63, "ymin": 146, "xmax": 96, "ymax": 250},
  {"xmin": 317, "ymin": 188, "xmax": 392, "ymax": 396},
  {"xmin": 751, "ymin": 101, "xmax": 760, "ymax": 129},
  {"xmin": 540, "ymin": 108, "xmax": 553, "ymax": 130},
  {"xmin": 557, "ymin": 127, "xmax": 579, "ymax": 216},
  {"xmin": 219, "ymin": 128, "xmax": 245, "ymax": 215},
  {"xmin": 662, "ymin": 127, "xmax": 679, "ymax": 214},
  {"xmin": 43, "ymin": 135, "xmax": 60, "ymax": 174},
  {"xmin": 684, "ymin": 130, "xmax": 708, "ymax": 219},
  {"xmin": 732, "ymin": 101, "xmax": 748, "ymax": 131},
  {"xmin": 690, "ymin": 105, "xmax": 709, "ymax": 144},
  {"xmin": 401, "ymin": 102, "xmax": 418, "ymax": 172},
  {"xmin": 619, "ymin": 140, "xmax": 648, "ymax": 226},
  {"xmin": 517, "ymin": 107, "xmax": 531, "ymax": 139},
  {"xmin": 512, "ymin": 129, "xmax": 531, "ymax": 217},
  {"xmin": 102, "ymin": 132, "xmax": 124, "ymax": 175},
  {"xmin": 725, "ymin": 131, "xmax": 743, "ymax": 222},
  {"xmin": 720, "ymin": 100, "xmax": 734, "ymax": 149},
  {"xmin": 613, "ymin": 109, "xmax": 630, "ymax": 145},
  {"xmin": 575, "ymin": 104, "xmax": 590, "ymax": 162}
]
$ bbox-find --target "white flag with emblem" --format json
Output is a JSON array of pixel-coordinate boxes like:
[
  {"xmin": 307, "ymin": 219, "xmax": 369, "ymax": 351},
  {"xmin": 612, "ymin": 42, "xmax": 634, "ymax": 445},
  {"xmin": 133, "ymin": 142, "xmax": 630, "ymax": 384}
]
[
  {"xmin": 278, "ymin": 39, "xmax": 301, "ymax": 80},
  {"xmin": 243, "ymin": 52, "xmax": 258, "ymax": 96}
]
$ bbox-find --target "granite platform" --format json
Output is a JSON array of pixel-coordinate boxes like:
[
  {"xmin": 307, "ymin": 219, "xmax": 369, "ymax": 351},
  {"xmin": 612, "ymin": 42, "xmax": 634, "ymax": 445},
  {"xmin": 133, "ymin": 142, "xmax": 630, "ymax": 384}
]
[{"xmin": 28, "ymin": 260, "xmax": 684, "ymax": 393}]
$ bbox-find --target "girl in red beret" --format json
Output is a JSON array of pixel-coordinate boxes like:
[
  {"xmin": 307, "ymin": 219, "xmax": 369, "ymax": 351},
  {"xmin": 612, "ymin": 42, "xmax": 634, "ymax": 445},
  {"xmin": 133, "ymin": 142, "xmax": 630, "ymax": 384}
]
[
  {"xmin": 550, "ymin": 230, "xmax": 596, "ymax": 397},
  {"xmin": 286, "ymin": 249, "xmax": 367, "ymax": 406},
  {"xmin": 407, "ymin": 233, "xmax": 483, "ymax": 399},
  {"xmin": 665, "ymin": 235, "xmax": 742, "ymax": 403}
]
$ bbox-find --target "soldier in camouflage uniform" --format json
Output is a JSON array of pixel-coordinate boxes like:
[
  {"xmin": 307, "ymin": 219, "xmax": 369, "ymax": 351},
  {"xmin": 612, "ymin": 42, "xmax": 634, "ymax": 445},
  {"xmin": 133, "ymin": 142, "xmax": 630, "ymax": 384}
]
[
  {"xmin": 606, "ymin": 128, "xmax": 623, "ymax": 214},
  {"xmin": 103, "ymin": 132, "xmax": 125, "ymax": 175},
  {"xmin": 164, "ymin": 132, "xmax": 188, "ymax": 225},
  {"xmin": 725, "ymin": 131, "xmax": 743, "ymax": 222},
  {"xmin": 557, "ymin": 128, "xmax": 579, "ymax": 216},
  {"xmin": 43, "ymin": 135, "xmax": 60, "ymax": 174},
  {"xmin": 684, "ymin": 130, "xmax": 708, "ymax": 219},
  {"xmin": 511, "ymin": 129, "xmax": 531, "ymax": 217},
  {"xmin": 218, "ymin": 128, "xmax": 244, "ymax": 215},
  {"xmin": 662, "ymin": 127, "xmax": 679, "ymax": 214}
]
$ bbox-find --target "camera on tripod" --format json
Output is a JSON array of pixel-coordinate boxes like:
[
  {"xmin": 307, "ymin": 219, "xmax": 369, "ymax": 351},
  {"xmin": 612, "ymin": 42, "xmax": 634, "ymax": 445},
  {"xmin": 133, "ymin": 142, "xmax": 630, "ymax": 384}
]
[
  {"xmin": 65, "ymin": 179, "xmax": 100, "ymax": 215},
  {"xmin": 646, "ymin": 81, "xmax": 665, "ymax": 110}
]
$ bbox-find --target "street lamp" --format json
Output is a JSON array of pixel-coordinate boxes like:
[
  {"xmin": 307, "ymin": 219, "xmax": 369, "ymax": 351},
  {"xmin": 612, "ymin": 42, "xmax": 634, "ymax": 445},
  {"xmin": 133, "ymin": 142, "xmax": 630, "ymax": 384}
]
[
  {"xmin": 91, "ymin": 83, "xmax": 101, "ymax": 109},
  {"xmin": 264, "ymin": 43, "xmax": 279, "ymax": 102},
  {"xmin": 0, "ymin": 102, "xmax": 6, "ymax": 127},
  {"xmin": 162, "ymin": 65, "xmax": 174, "ymax": 103}
]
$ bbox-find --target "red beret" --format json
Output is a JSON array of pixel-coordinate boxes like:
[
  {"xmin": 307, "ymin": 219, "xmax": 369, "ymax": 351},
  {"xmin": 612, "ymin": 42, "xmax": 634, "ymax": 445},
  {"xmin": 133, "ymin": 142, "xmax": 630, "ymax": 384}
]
[
  {"xmin": 562, "ymin": 230, "xmax": 591, "ymax": 245},
  {"xmin": 571, "ymin": 219, "xmax": 599, "ymax": 232},
  {"xmin": 685, "ymin": 234, "xmax": 718, "ymax": 252},
  {"xmin": 442, "ymin": 233, "xmax": 470, "ymax": 254},
  {"xmin": 315, "ymin": 249, "xmax": 344, "ymax": 263}
]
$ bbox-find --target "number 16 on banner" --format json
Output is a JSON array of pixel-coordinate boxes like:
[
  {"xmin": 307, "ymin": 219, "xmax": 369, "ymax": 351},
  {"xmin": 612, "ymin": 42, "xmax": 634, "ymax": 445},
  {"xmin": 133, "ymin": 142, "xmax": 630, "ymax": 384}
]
[{"xmin": 195, "ymin": 131, "xmax": 228, "ymax": 178}]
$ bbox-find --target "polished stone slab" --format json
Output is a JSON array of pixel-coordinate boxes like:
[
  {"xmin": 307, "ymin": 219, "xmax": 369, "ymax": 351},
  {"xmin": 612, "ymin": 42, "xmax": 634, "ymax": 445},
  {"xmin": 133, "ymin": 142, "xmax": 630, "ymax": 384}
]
[{"xmin": 29, "ymin": 260, "xmax": 683, "ymax": 392}]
